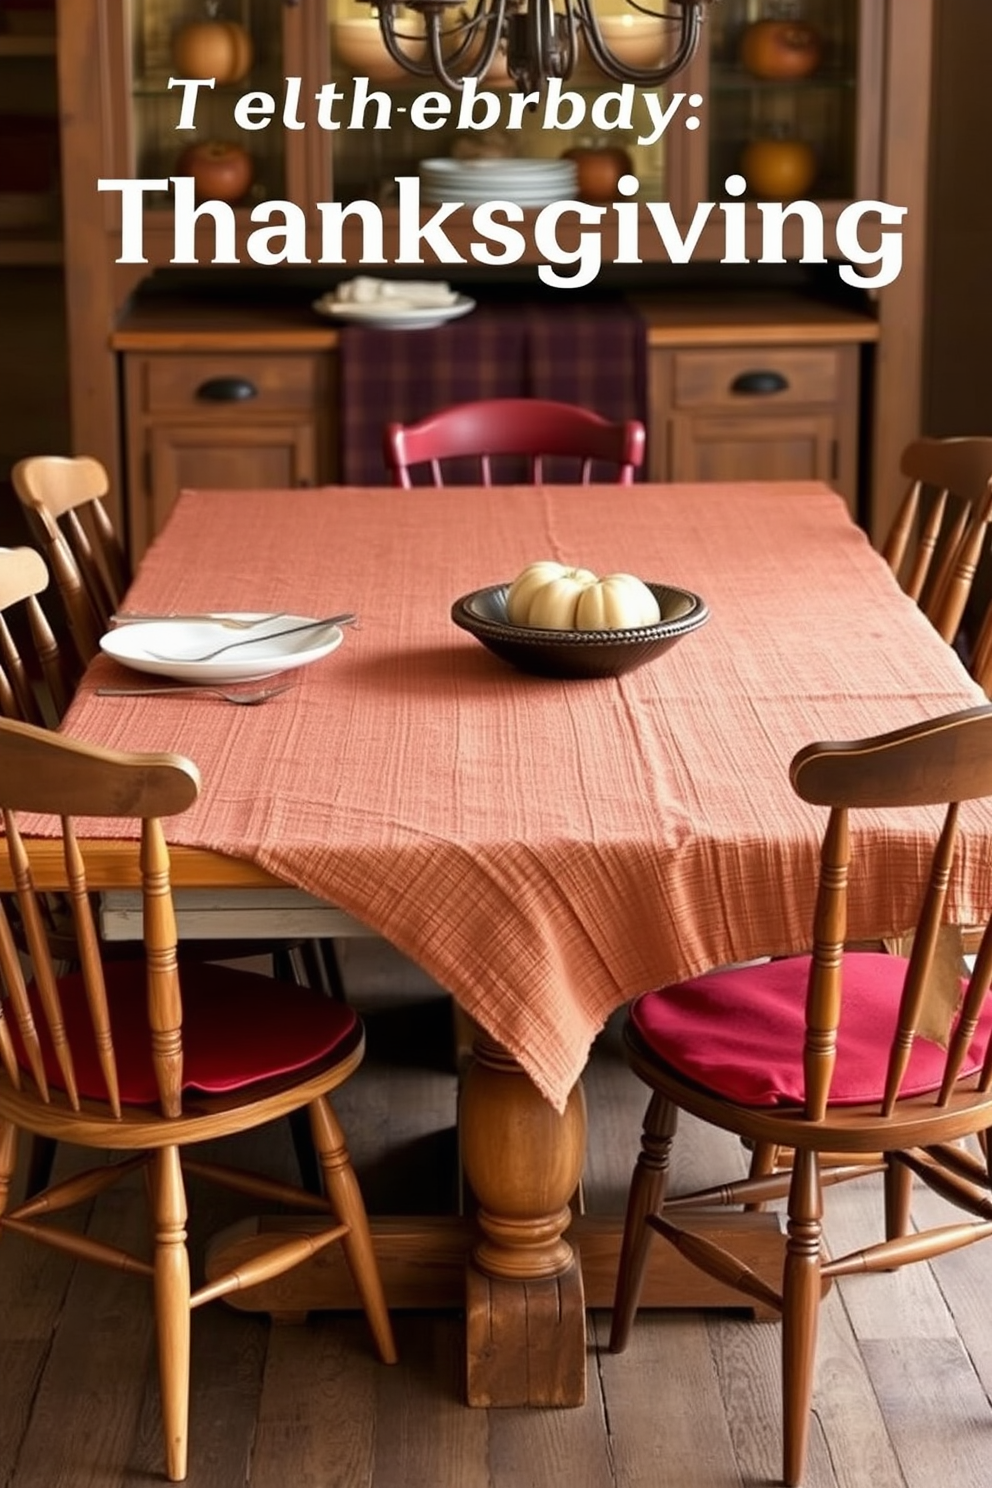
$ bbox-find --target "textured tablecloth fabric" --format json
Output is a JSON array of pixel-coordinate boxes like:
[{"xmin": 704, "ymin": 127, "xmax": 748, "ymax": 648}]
[
  {"xmin": 34, "ymin": 482, "xmax": 992, "ymax": 1112},
  {"xmin": 338, "ymin": 296, "xmax": 647, "ymax": 484}
]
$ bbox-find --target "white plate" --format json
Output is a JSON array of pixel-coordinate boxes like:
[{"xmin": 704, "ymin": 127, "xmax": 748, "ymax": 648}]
[
  {"xmin": 419, "ymin": 157, "xmax": 578, "ymax": 179},
  {"xmin": 99, "ymin": 613, "xmax": 345, "ymax": 684},
  {"xmin": 419, "ymin": 168, "xmax": 578, "ymax": 187},
  {"xmin": 420, "ymin": 188, "xmax": 578, "ymax": 207},
  {"xmin": 311, "ymin": 295, "xmax": 476, "ymax": 331}
]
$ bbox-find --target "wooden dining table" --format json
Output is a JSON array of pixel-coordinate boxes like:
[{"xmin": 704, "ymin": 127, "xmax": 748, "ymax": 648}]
[{"xmin": 12, "ymin": 479, "xmax": 992, "ymax": 1408}]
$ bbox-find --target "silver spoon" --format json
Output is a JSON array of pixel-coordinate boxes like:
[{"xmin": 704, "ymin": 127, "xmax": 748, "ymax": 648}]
[
  {"xmin": 96, "ymin": 683, "xmax": 294, "ymax": 706},
  {"xmin": 147, "ymin": 611, "xmax": 357, "ymax": 664}
]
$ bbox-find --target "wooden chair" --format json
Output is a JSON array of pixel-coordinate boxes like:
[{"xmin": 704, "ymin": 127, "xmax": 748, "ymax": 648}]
[
  {"xmin": 0, "ymin": 541, "xmax": 345, "ymax": 1193},
  {"xmin": 0, "ymin": 544, "xmax": 73, "ymax": 726},
  {"xmin": 384, "ymin": 397, "xmax": 646, "ymax": 488},
  {"xmin": 0, "ymin": 715, "xmax": 397, "ymax": 1482},
  {"xmin": 10, "ymin": 456, "xmax": 349, "ymax": 1010},
  {"xmin": 11, "ymin": 454, "xmax": 128, "ymax": 671},
  {"xmin": 881, "ymin": 436, "xmax": 992, "ymax": 643},
  {"xmin": 609, "ymin": 704, "xmax": 992, "ymax": 1488}
]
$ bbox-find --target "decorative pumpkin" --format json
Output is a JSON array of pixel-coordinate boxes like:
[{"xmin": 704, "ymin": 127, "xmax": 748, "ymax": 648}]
[
  {"xmin": 561, "ymin": 144, "xmax": 633, "ymax": 203},
  {"xmin": 171, "ymin": 17, "xmax": 254, "ymax": 84},
  {"xmin": 574, "ymin": 574, "xmax": 662, "ymax": 630},
  {"xmin": 505, "ymin": 561, "xmax": 661, "ymax": 631},
  {"xmin": 740, "ymin": 136, "xmax": 817, "ymax": 198},
  {"xmin": 176, "ymin": 140, "xmax": 254, "ymax": 202},
  {"xmin": 739, "ymin": 18, "xmax": 823, "ymax": 80}
]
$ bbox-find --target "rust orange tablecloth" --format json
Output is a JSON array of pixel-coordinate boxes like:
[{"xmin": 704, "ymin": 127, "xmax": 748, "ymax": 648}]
[{"xmin": 43, "ymin": 482, "xmax": 992, "ymax": 1111}]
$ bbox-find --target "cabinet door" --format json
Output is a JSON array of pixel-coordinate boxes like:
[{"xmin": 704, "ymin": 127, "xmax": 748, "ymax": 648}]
[
  {"xmin": 141, "ymin": 422, "xmax": 317, "ymax": 558},
  {"xmin": 651, "ymin": 340, "xmax": 859, "ymax": 510},
  {"xmin": 670, "ymin": 411, "xmax": 838, "ymax": 486},
  {"xmin": 680, "ymin": 0, "xmax": 885, "ymax": 222}
]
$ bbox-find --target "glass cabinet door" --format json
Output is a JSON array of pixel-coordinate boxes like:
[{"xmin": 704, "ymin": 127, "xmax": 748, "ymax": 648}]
[
  {"xmin": 693, "ymin": 0, "xmax": 880, "ymax": 207},
  {"xmin": 125, "ymin": 0, "xmax": 306, "ymax": 215}
]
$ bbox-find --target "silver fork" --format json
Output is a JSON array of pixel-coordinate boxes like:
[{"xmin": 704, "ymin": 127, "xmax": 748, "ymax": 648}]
[
  {"xmin": 96, "ymin": 683, "xmax": 294, "ymax": 706},
  {"xmin": 147, "ymin": 611, "xmax": 357, "ymax": 663}
]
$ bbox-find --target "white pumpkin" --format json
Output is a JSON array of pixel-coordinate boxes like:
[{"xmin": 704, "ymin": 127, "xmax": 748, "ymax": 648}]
[
  {"xmin": 574, "ymin": 573, "xmax": 661, "ymax": 630},
  {"xmin": 505, "ymin": 561, "xmax": 596, "ymax": 627},
  {"xmin": 505, "ymin": 561, "xmax": 661, "ymax": 631}
]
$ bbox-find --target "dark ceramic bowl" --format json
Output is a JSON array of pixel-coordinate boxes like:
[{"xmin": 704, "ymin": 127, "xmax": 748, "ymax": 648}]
[{"xmin": 451, "ymin": 581, "xmax": 709, "ymax": 679}]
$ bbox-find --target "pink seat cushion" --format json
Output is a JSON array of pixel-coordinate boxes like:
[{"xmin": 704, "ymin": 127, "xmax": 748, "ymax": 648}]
[
  {"xmin": 14, "ymin": 960, "xmax": 360, "ymax": 1106},
  {"xmin": 630, "ymin": 952, "xmax": 992, "ymax": 1107}
]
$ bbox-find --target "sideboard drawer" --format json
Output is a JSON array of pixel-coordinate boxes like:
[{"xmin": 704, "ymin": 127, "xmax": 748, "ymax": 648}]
[
  {"xmin": 121, "ymin": 347, "xmax": 335, "ymax": 563},
  {"xmin": 138, "ymin": 353, "xmax": 320, "ymax": 414},
  {"xmin": 671, "ymin": 348, "xmax": 842, "ymax": 409}
]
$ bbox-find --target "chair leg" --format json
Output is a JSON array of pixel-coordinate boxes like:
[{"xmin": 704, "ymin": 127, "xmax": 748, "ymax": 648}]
[
  {"xmin": 0, "ymin": 1120, "xmax": 18, "ymax": 1216},
  {"xmin": 287, "ymin": 1108, "xmax": 323, "ymax": 1196},
  {"xmin": 277, "ymin": 940, "xmax": 347, "ymax": 1002},
  {"xmin": 782, "ymin": 1149, "xmax": 823, "ymax": 1488},
  {"xmin": 278, "ymin": 946, "xmax": 337, "ymax": 1192},
  {"xmin": 884, "ymin": 1154, "xmax": 913, "ymax": 1239},
  {"xmin": 745, "ymin": 1140, "xmax": 782, "ymax": 1211},
  {"xmin": 609, "ymin": 1090, "xmax": 678, "ymax": 1353},
  {"xmin": 315, "ymin": 939, "xmax": 348, "ymax": 1001},
  {"xmin": 150, "ymin": 1145, "xmax": 192, "ymax": 1483},
  {"xmin": 23, "ymin": 1134, "xmax": 56, "ymax": 1199},
  {"xmin": 308, "ymin": 1095, "xmax": 397, "ymax": 1365}
]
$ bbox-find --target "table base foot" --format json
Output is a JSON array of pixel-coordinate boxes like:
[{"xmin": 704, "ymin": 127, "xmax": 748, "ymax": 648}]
[{"xmin": 465, "ymin": 1253, "xmax": 587, "ymax": 1407}]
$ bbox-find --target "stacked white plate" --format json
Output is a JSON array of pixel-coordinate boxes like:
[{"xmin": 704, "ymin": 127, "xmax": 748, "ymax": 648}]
[{"xmin": 419, "ymin": 157, "xmax": 579, "ymax": 208}]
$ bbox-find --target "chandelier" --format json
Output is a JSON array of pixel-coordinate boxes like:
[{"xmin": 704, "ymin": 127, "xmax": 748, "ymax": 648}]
[{"xmin": 363, "ymin": 0, "xmax": 717, "ymax": 96}]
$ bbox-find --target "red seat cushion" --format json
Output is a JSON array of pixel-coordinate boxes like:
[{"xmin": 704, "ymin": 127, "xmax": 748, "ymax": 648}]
[
  {"xmin": 630, "ymin": 952, "xmax": 992, "ymax": 1107},
  {"xmin": 12, "ymin": 960, "xmax": 360, "ymax": 1106}
]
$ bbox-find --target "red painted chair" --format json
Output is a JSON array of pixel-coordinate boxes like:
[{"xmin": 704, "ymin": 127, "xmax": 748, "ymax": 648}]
[{"xmin": 384, "ymin": 397, "xmax": 646, "ymax": 488}]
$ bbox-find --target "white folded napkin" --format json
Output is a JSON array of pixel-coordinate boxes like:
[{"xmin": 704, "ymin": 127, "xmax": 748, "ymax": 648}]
[{"xmin": 330, "ymin": 276, "xmax": 458, "ymax": 309}]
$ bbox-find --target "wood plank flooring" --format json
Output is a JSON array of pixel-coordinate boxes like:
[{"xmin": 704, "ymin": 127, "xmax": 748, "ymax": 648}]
[{"xmin": 3, "ymin": 940, "xmax": 992, "ymax": 1488}]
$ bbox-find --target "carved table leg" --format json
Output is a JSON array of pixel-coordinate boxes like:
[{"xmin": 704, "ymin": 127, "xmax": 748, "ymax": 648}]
[{"xmin": 459, "ymin": 1034, "xmax": 588, "ymax": 1407}]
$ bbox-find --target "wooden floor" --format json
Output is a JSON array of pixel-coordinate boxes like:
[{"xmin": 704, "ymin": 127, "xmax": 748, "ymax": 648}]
[{"xmin": 3, "ymin": 940, "xmax": 992, "ymax": 1488}]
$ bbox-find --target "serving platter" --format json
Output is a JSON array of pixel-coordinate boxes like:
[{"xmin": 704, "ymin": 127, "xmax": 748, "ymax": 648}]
[{"xmin": 99, "ymin": 613, "xmax": 345, "ymax": 684}]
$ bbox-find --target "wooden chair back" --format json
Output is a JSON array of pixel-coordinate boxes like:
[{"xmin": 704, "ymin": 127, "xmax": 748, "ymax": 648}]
[
  {"xmin": 0, "ymin": 716, "xmax": 200, "ymax": 1120},
  {"xmin": 0, "ymin": 545, "xmax": 71, "ymax": 724},
  {"xmin": 882, "ymin": 436, "xmax": 992, "ymax": 643},
  {"xmin": 11, "ymin": 455, "xmax": 131, "ymax": 665},
  {"xmin": 384, "ymin": 397, "xmax": 646, "ymax": 488},
  {"xmin": 790, "ymin": 704, "xmax": 992, "ymax": 1124}
]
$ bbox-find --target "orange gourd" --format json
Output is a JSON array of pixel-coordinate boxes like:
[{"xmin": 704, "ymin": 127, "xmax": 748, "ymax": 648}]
[
  {"xmin": 171, "ymin": 19, "xmax": 253, "ymax": 84},
  {"xmin": 740, "ymin": 137, "xmax": 817, "ymax": 199},
  {"xmin": 739, "ymin": 19, "xmax": 822, "ymax": 80}
]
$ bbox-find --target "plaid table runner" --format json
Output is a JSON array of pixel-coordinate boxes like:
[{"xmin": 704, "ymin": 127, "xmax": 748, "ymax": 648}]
[{"xmin": 338, "ymin": 293, "xmax": 647, "ymax": 484}]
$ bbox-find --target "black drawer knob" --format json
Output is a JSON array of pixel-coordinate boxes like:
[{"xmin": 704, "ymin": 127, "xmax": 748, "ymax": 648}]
[
  {"xmin": 730, "ymin": 370, "xmax": 789, "ymax": 396},
  {"xmin": 195, "ymin": 376, "xmax": 259, "ymax": 403}
]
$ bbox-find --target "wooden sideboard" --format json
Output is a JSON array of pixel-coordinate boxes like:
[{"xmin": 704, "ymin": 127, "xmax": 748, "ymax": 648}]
[{"xmin": 110, "ymin": 288, "xmax": 877, "ymax": 560}]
